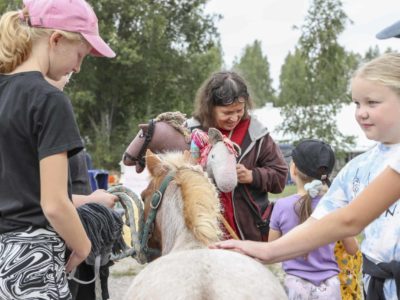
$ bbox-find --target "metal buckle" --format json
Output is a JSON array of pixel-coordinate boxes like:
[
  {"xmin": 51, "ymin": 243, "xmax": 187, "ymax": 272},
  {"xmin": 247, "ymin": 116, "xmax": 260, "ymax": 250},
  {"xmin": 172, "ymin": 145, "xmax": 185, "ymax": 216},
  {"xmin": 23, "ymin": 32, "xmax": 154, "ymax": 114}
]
[{"xmin": 150, "ymin": 190, "xmax": 162, "ymax": 209}]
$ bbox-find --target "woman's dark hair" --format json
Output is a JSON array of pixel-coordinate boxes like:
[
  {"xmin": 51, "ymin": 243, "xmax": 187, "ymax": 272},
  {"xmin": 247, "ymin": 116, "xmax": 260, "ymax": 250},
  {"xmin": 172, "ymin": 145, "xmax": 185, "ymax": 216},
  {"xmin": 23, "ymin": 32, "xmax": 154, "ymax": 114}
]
[{"xmin": 192, "ymin": 71, "xmax": 254, "ymax": 129}]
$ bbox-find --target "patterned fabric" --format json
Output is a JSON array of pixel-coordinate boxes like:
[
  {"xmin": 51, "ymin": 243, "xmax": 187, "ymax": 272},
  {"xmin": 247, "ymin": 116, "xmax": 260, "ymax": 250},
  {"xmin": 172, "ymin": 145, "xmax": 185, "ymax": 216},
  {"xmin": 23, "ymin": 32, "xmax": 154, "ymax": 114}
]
[
  {"xmin": 191, "ymin": 128, "xmax": 239, "ymax": 168},
  {"xmin": 0, "ymin": 227, "xmax": 71, "ymax": 300},
  {"xmin": 190, "ymin": 129, "xmax": 210, "ymax": 167},
  {"xmin": 284, "ymin": 273, "xmax": 341, "ymax": 300},
  {"xmin": 312, "ymin": 142, "xmax": 400, "ymax": 300},
  {"xmin": 334, "ymin": 241, "xmax": 363, "ymax": 300}
]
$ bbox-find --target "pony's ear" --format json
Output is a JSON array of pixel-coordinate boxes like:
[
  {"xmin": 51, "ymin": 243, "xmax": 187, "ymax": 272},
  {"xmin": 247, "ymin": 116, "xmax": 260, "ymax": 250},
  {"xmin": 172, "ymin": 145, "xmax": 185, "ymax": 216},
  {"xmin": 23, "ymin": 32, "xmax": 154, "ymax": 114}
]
[
  {"xmin": 145, "ymin": 149, "xmax": 163, "ymax": 176},
  {"xmin": 208, "ymin": 127, "xmax": 223, "ymax": 145},
  {"xmin": 183, "ymin": 150, "xmax": 191, "ymax": 163}
]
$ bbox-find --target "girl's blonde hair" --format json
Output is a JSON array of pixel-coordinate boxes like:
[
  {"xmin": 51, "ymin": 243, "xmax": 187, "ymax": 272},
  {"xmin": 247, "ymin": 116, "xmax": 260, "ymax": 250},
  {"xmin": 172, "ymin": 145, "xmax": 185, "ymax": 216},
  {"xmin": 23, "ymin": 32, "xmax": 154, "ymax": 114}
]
[
  {"xmin": 354, "ymin": 52, "xmax": 400, "ymax": 96},
  {"xmin": 0, "ymin": 8, "xmax": 82, "ymax": 73}
]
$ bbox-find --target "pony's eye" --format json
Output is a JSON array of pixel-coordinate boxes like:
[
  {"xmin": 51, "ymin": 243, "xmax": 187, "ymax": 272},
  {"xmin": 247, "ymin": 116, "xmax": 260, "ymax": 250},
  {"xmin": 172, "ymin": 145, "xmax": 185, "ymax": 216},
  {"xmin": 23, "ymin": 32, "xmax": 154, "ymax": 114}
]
[
  {"xmin": 211, "ymin": 154, "xmax": 215, "ymax": 159},
  {"xmin": 139, "ymin": 133, "xmax": 145, "ymax": 138}
]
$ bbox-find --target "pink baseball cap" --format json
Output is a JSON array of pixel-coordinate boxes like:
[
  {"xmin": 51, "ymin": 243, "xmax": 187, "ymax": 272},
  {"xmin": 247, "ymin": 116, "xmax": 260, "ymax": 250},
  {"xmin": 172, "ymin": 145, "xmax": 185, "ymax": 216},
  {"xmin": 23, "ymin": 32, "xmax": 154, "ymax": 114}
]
[{"xmin": 22, "ymin": 0, "xmax": 116, "ymax": 58}]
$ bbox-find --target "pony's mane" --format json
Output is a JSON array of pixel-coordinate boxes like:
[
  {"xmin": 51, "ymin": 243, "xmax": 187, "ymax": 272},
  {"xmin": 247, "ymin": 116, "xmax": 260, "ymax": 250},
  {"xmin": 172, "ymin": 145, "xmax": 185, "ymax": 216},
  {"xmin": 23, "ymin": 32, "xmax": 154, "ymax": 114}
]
[
  {"xmin": 154, "ymin": 111, "xmax": 191, "ymax": 141},
  {"xmin": 159, "ymin": 152, "xmax": 223, "ymax": 244}
]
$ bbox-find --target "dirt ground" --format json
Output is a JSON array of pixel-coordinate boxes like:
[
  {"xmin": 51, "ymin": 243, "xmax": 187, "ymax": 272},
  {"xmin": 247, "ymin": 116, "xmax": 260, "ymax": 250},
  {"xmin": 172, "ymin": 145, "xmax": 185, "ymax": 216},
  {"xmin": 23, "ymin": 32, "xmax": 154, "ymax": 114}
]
[{"xmin": 108, "ymin": 258, "xmax": 144, "ymax": 300}]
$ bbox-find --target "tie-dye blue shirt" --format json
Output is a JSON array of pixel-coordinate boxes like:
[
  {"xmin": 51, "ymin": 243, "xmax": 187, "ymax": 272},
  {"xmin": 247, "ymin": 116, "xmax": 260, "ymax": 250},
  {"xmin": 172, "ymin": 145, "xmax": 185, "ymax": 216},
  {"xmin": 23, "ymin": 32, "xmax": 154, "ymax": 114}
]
[{"xmin": 312, "ymin": 142, "xmax": 400, "ymax": 300}]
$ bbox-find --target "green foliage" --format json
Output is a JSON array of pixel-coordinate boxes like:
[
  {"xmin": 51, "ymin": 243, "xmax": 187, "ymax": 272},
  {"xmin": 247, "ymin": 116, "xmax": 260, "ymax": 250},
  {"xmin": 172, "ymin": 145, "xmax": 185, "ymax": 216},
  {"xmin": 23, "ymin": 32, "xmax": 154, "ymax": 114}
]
[
  {"xmin": 364, "ymin": 45, "xmax": 381, "ymax": 61},
  {"xmin": 233, "ymin": 40, "xmax": 276, "ymax": 107},
  {"xmin": 277, "ymin": 0, "xmax": 358, "ymax": 152},
  {"xmin": 0, "ymin": 0, "xmax": 221, "ymax": 169},
  {"xmin": 363, "ymin": 45, "xmax": 397, "ymax": 62},
  {"xmin": 65, "ymin": 0, "xmax": 222, "ymax": 169},
  {"xmin": 269, "ymin": 184, "xmax": 296, "ymax": 201},
  {"xmin": 0, "ymin": 0, "xmax": 21, "ymax": 12}
]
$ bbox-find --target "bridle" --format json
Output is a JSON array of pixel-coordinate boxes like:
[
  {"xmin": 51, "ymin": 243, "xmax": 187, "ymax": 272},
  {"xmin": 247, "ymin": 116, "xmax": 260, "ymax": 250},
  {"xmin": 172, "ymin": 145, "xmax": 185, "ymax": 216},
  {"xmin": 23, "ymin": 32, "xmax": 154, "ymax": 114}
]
[
  {"xmin": 139, "ymin": 172, "xmax": 175, "ymax": 261},
  {"xmin": 123, "ymin": 119, "xmax": 156, "ymax": 169}
]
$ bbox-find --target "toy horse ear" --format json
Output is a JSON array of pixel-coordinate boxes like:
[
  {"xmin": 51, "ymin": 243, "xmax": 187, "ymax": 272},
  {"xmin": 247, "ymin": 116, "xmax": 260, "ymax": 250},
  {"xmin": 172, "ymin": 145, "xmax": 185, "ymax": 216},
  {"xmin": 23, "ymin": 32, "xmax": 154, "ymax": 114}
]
[
  {"xmin": 139, "ymin": 123, "xmax": 148, "ymax": 133},
  {"xmin": 233, "ymin": 142, "xmax": 241, "ymax": 157},
  {"xmin": 145, "ymin": 149, "xmax": 163, "ymax": 176},
  {"xmin": 208, "ymin": 128, "xmax": 223, "ymax": 145}
]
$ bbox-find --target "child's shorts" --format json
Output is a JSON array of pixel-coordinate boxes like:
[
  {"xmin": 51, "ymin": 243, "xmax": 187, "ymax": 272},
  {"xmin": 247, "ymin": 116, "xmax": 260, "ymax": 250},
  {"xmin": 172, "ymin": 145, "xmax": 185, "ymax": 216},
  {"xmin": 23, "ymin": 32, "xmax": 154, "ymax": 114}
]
[
  {"xmin": 284, "ymin": 273, "xmax": 341, "ymax": 300},
  {"xmin": 0, "ymin": 226, "xmax": 71, "ymax": 300}
]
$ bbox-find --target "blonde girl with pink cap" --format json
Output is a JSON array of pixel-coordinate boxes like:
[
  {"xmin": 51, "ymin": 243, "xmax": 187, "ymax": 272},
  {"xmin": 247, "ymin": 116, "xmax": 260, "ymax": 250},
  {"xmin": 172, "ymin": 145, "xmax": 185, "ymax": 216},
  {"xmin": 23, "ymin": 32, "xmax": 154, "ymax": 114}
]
[{"xmin": 0, "ymin": 0, "xmax": 115, "ymax": 299}]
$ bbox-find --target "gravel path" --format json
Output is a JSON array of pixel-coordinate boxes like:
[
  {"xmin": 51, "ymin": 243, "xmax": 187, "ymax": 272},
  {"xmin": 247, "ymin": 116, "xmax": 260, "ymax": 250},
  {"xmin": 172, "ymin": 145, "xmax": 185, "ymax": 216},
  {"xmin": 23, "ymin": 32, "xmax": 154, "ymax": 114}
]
[{"xmin": 108, "ymin": 258, "xmax": 145, "ymax": 300}]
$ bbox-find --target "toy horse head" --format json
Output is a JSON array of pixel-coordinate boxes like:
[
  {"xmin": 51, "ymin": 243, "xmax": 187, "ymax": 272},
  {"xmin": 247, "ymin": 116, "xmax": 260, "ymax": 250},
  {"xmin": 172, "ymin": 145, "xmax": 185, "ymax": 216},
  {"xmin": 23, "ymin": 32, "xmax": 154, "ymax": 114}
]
[{"xmin": 123, "ymin": 112, "xmax": 191, "ymax": 173}]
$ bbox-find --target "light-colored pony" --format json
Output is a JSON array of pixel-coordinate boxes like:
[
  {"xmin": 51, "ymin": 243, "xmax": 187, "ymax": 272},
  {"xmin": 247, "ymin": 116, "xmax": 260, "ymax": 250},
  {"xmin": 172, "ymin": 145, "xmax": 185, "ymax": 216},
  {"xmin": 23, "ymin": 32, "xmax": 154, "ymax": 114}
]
[
  {"xmin": 124, "ymin": 150, "xmax": 287, "ymax": 300},
  {"xmin": 123, "ymin": 111, "xmax": 239, "ymax": 193}
]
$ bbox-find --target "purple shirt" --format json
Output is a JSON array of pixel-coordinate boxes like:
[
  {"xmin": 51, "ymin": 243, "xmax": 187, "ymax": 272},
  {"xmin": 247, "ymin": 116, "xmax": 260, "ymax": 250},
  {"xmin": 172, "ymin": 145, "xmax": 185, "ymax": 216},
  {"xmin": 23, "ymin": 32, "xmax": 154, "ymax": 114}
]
[{"xmin": 270, "ymin": 194, "xmax": 339, "ymax": 285}]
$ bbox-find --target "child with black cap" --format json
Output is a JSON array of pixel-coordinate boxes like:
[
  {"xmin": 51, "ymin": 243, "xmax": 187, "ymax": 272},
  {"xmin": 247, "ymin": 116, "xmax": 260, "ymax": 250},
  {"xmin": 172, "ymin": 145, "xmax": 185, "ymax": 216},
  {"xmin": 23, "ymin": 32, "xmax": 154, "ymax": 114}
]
[{"xmin": 266, "ymin": 139, "xmax": 358, "ymax": 299}]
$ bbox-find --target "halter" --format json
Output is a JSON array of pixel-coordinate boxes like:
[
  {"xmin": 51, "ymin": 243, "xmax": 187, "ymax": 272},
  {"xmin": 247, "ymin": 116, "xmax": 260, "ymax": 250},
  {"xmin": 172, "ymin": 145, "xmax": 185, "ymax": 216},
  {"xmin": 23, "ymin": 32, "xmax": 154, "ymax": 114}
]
[
  {"xmin": 123, "ymin": 119, "xmax": 156, "ymax": 169},
  {"xmin": 140, "ymin": 172, "xmax": 175, "ymax": 261}
]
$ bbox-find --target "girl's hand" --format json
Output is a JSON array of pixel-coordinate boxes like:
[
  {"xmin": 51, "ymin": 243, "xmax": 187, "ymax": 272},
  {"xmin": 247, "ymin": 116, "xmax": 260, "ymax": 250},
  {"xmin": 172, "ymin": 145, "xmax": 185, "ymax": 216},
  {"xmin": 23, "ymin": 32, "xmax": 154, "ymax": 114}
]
[
  {"xmin": 211, "ymin": 239, "xmax": 252, "ymax": 256},
  {"xmin": 236, "ymin": 164, "xmax": 253, "ymax": 184},
  {"xmin": 89, "ymin": 189, "xmax": 118, "ymax": 208},
  {"xmin": 211, "ymin": 239, "xmax": 271, "ymax": 262},
  {"xmin": 65, "ymin": 242, "xmax": 91, "ymax": 273}
]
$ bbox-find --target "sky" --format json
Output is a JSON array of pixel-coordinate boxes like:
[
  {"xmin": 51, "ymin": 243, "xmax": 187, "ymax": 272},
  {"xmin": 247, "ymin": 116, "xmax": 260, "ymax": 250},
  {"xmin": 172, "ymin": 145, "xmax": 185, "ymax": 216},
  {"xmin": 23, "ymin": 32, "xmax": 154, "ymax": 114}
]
[{"xmin": 204, "ymin": 0, "xmax": 400, "ymax": 88}]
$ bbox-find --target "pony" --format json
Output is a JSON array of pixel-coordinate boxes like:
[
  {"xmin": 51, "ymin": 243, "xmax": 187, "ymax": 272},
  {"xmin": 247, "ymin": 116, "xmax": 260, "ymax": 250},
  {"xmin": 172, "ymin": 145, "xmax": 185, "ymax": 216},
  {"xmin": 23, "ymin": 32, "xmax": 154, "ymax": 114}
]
[
  {"xmin": 123, "ymin": 150, "xmax": 287, "ymax": 300},
  {"xmin": 122, "ymin": 111, "xmax": 240, "ymax": 193}
]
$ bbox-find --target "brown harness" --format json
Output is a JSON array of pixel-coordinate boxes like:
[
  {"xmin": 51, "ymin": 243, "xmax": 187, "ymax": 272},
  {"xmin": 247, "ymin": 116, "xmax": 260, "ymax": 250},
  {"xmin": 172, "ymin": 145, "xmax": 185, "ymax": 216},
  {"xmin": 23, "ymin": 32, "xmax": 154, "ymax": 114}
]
[{"xmin": 123, "ymin": 119, "xmax": 156, "ymax": 169}]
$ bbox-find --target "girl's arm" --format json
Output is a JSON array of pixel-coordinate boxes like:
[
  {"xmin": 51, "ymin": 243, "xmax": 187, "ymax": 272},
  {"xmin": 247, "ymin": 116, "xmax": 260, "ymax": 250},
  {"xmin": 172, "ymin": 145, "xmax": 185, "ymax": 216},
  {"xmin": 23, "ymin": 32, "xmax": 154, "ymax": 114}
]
[
  {"xmin": 40, "ymin": 152, "xmax": 91, "ymax": 272},
  {"xmin": 268, "ymin": 229, "xmax": 282, "ymax": 242},
  {"xmin": 341, "ymin": 237, "xmax": 359, "ymax": 255},
  {"xmin": 213, "ymin": 167, "xmax": 400, "ymax": 263}
]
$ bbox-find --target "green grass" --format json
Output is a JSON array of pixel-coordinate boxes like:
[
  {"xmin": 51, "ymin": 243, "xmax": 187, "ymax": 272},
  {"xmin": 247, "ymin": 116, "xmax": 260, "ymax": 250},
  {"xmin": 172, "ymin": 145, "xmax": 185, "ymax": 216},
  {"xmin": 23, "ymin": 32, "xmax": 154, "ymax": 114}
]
[{"xmin": 269, "ymin": 184, "xmax": 297, "ymax": 201}]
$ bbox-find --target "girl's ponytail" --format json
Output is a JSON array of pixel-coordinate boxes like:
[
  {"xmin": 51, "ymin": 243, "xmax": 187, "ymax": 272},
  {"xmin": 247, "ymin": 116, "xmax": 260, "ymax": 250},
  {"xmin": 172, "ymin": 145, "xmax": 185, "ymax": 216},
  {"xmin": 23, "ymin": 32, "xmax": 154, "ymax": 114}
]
[
  {"xmin": 0, "ymin": 10, "xmax": 32, "ymax": 73},
  {"xmin": 295, "ymin": 179, "xmax": 324, "ymax": 224}
]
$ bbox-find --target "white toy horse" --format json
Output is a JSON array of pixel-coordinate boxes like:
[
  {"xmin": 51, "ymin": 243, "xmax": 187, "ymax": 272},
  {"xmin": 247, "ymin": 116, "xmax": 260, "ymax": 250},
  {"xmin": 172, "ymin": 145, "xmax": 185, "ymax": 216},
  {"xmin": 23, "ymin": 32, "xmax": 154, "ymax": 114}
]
[{"xmin": 123, "ymin": 150, "xmax": 287, "ymax": 300}]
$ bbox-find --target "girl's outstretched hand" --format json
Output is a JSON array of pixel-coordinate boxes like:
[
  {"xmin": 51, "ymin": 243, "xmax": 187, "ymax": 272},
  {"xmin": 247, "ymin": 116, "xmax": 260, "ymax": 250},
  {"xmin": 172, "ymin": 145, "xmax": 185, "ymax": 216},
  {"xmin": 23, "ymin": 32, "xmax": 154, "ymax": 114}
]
[
  {"xmin": 210, "ymin": 239, "xmax": 246, "ymax": 254},
  {"xmin": 209, "ymin": 240, "xmax": 273, "ymax": 263}
]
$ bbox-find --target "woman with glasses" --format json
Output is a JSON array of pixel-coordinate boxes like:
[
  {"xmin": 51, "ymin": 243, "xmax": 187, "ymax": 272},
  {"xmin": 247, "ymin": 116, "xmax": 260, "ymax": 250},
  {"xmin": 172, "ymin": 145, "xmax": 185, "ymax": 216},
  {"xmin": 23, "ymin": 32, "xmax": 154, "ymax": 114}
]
[{"xmin": 186, "ymin": 71, "xmax": 288, "ymax": 241}]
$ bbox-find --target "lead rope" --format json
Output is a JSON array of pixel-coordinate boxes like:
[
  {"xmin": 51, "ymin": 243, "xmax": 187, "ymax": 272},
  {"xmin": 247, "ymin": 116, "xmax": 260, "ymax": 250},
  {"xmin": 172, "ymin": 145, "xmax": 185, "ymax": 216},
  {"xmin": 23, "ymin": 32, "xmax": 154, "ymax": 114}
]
[
  {"xmin": 67, "ymin": 255, "xmax": 101, "ymax": 285},
  {"xmin": 67, "ymin": 186, "xmax": 145, "ymax": 300},
  {"xmin": 108, "ymin": 185, "xmax": 146, "ymax": 263}
]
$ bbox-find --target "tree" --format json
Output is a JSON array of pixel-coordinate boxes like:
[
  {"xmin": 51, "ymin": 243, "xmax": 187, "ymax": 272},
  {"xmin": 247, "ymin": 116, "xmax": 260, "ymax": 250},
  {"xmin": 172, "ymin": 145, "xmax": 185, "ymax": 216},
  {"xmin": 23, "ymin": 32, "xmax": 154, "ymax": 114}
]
[
  {"xmin": 233, "ymin": 40, "xmax": 276, "ymax": 107},
  {"xmin": 277, "ymin": 0, "xmax": 357, "ymax": 151},
  {"xmin": 0, "ymin": 0, "xmax": 20, "ymax": 12},
  {"xmin": 65, "ymin": 0, "xmax": 222, "ymax": 168},
  {"xmin": 0, "ymin": 0, "xmax": 222, "ymax": 169},
  {"xmin": 363, "ymin": 45, "xmax": 380, "ymax": 61}
]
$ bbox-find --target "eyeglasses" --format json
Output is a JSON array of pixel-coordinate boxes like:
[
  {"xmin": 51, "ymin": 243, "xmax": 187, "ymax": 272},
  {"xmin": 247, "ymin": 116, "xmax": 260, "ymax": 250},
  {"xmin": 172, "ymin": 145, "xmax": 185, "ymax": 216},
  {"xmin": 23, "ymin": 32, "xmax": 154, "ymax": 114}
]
[{"xmin": 212, "ymin": 93, "xmax": 248, "ymax": 106}]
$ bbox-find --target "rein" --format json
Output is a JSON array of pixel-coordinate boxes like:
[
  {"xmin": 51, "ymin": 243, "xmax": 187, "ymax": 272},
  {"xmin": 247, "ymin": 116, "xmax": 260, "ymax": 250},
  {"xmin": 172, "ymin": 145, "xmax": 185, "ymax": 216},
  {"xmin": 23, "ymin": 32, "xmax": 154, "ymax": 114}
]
[
  {"xmin": 123, "ymin": 119, "xmax": 155, "ymax": 169},
  {"xmin": 140, "ymin": 172, "xmax": 175, "ymax": 260}
]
